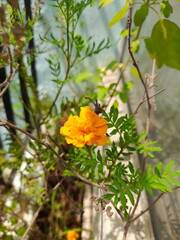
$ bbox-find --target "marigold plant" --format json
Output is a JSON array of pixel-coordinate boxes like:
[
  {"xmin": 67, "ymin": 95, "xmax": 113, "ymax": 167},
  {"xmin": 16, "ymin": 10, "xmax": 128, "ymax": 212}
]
[{"xmin": 60, "ymin": 106, "xmax": 108, "ymax": 147}]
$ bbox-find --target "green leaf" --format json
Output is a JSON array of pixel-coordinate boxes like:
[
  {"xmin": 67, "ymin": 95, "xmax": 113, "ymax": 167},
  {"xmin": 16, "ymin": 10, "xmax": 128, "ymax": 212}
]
[
  {"xmin": 109, "ymin": 185, "xmax": 118, "ymax": 193},
  {"xmin": 104, "ymin": 193, "xmax": 114, "ymax": 200},
  {"xmin": 120, "ymin": 192, "xmax": 127, "ymax": 209},
  {"xmin": 160, "ymin": 0, "xmax": 173, "ymax": 18},
  {"xmin": 145, "ymin": 183, "xmax": 153, "ymax": 195},
  {"xmin": 16, "ymin": 227, "xmax": 26, "ymax": 236},
  {"xmin": 114, "ymin": 194, "xmax": 119, "ymax": 206},
  {"xmin": 92, "ymin": 76, "xmax": 102, "ymax": 82},
  {"xmin": 145, "ymin": 19, "xmax": 180, "ymax": 70},
  {"xmin": 131, "ymin": 38, "xmax": 140, "ymax": 53},
  {"xmin": 147, "ymin": 151, "xmax": 156, "ymax": 159},
  {"xmin": 97, "ymin": 86, "xmax": 109, "ymax": 100},
  {"xmin": 4, "ymin": 236, "xmax": 14, "ymax": 240},
  {"xmin": 128, "ymin": 161, "xmax": 134, "ymax": 174},
  {"xmin": 163, "ymin": 160, "xmax": 174, "ymax": 174},
  {"xmin": 97, "ymin": 150, "xmax": 102, "ymax": 162},
  {"xmin": 119, "ymin": 92, "xmax": 128, "ymax": 103},
  {"xmin": 113, "ymin": 108, "xmax": 119, "ymax": 123},
  {"xmin": 120, "ymin": 29, "xmax": 137, "ymax": 36},
  {"xmin": 134, "ymin": 3, "xmax": 149, "ymax": 27},
  {"xmin": 137, "ymin": 130, "xmax": 147, "ymax": 143},
  {"xmin": 155, "ymin": 161, "xmax": 163, "ymax": 176},
  {"xmin": 130, "ymin": 67, "xmax": 139, "ymax": 78},
  {"xmin": 122, "ymin": 81, "xmax": 134, "ymax": 92},
  {"xmin": 144, "ymin": 146, "xmax": 163, "ymax": 152},
  {"xmin": 74, "ymin": 72, "xmax": 93, "ymax": 83},
  {"xmin": 108, "ymin": 1, "xmax": 129, "ymax": 28},
  {"xmin": 164, "ymin": 176, "xmax": 180, "ymax": 186},
  {"xmin": 99, "ymin": 0, "xmax": 114, "ymax": 7},
  {"xmin": 105, "ymin": 60, "xmax": 119, "ymax": 70}
]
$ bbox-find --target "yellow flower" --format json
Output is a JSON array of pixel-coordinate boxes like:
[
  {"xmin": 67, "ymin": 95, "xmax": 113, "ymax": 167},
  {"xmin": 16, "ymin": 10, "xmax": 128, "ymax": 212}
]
[
  {"xmin": 66, "ymin": 230, "xmax": 79, "ymax": 240},
  {"xmin": 60, "ymin": 106, "xmax": 108, "ymax": 148}
]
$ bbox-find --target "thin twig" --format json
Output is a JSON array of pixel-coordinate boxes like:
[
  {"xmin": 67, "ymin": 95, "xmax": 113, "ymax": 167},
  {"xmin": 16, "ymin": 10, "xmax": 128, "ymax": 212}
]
[
  {"xmin": 134, "ymin": 88, "xmax": 165, "ymax": 115},
  {"xmin": 127, "ymin": 5, "xmax": 151, "ymax": 116},
  {"xmin": 131, "ymin": 186, "xmax": 180, "ymax": 223}
]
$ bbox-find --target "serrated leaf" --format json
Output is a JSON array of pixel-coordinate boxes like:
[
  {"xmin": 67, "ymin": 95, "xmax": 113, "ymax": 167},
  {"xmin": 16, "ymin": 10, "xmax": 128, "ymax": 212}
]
[
  {"xmin": 74, "ymin": 72, "xmax": 93, "ymax": 83},
  {"xmin": 134, "ymin": 3, "xmax": 149, "ymax": 27},
  {"xmin": 108, "ymin": 1, "xmax": 129, "ymax": 28},
  {"xmin": 163, "ymin": 160, "xmax": 174, "ymax": 174}
]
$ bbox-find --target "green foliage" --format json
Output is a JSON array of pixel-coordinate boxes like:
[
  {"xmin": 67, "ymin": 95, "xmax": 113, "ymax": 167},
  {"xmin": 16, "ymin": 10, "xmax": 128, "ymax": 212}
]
[
  {"xmin": 134, "ymin": 3, "xmax": 149, "ymax": 27},
  {"xmin": 145, "ymin": 19, "xmax": 180, "ymax": 69},
  {"xmin": 108, "ymin": 0, "xmax": 129, "ymax": 28},
  {"xmin": 142, "ymin": 161, "xmax": 180, "ymax": 195}
]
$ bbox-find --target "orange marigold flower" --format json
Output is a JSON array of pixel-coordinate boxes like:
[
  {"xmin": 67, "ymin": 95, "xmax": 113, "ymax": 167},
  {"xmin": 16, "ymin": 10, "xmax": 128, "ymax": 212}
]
[
  {"xmin": 60, "ymin": 106, "xmax": 108, "ymax": 148},
  {"xmin": 66, "ymin": 230, "xmax": 79, "ymax": 240}
]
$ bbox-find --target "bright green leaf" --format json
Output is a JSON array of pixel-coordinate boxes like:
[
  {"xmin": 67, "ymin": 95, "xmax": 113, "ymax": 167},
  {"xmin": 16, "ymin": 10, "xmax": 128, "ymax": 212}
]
[
  {"xmin": 163, "ymin": 160, "xmax": 174, "ymax": 174},
  {"xmin": 164, "ymin": 176, "xmax": 180, "ymax": 186},
  {"xmin": 99, "ymin": 0, "xmax": 114, "ymax": 7},
  {"xmin": 131, "ymin": 39, "xmax": 140, "ymax": 53},
  {"xmin": 137, "ymin": 130, "xmax": 147, "ymax": 143},
  {"xmin": 108, "ymin": 1, "xmax": 129, "ymax": 28},
  {"xmin": 134, "ymin": 3, "xmax": 149, "ymax": 27},
  {"xmin": 130, "ymin": 67, "xmax": 139, "ymax": 78},
  {"xmin": 120, "ymin": 29, "xmax": 137, "ymax": 36},
  {"xmin": 92, "ymin": 76, "xmax": 102, "ymax": 82},
  {"xmin": 74, "ymin": 72, "xmax": 93, "ymax": 83}
]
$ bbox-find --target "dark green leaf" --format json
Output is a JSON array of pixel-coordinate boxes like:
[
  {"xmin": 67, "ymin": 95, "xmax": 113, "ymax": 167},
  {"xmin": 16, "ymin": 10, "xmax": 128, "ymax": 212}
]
[
  {"xmin": 160, "ymin": 0, "xmax": 173, "ymax": 18},
  {"xmin": 113, "ymin": 108, "xmax": 119, "ymax": 123},
  {"xmin": 134, "ymin": 3, "xmax": 149, "ymax": 26},
  {"xmin": 104, "ymin": 193, "xmax": 114, "ymax": 200},
  {"xmin": 128, "ymin": 162, "xmax": 134, "ymax": 174}
]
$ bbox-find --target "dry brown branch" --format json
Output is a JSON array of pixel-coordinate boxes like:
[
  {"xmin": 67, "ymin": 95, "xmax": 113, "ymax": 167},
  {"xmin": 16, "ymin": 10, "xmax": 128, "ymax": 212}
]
[{"xmin": 0, "ymin": 47, "xmax": 18, "ymax": 97}]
